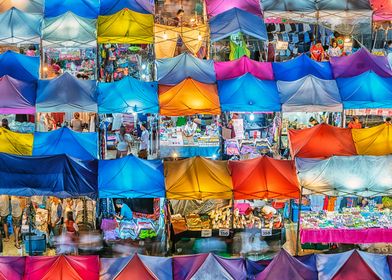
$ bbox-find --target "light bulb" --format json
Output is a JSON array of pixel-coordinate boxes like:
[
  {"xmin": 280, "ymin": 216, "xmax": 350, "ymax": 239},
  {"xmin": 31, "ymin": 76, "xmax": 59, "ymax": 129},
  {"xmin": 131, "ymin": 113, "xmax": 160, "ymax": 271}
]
[
  {"xmin": 212, "ymin": 154, "xmax": 217, "ymax": 159},
  {"xmin": 197, "ymin": 34, "xmax": 202, "ymax": 41},
  {"xmin": 173, "ymin": 152, "xmax": 178, "ymax": 158},
  {"xmin": 249, "ymin": 113, "xmax": 255, "ymax": 121},
  {"xmin": 141, "ymin": 64, "xmax": 146, "ymax": 70},
  {"xmin": 163, "ymin": 32, "xmax": 168, "ymax": 40}
]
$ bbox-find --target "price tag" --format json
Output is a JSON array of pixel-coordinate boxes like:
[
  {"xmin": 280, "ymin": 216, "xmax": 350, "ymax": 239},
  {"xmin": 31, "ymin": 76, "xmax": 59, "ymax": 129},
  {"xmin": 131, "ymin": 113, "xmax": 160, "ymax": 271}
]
[
  {"xmin": 261, "ymin": 228, "xmax": 272, "ymax": 237},
  {"xmin": 219, "ymin": 229, "xmax": 230, "ymax": 237},
  {"xmin": 201, "ymin": 229, "xmax": 212, "ymax": 237}
]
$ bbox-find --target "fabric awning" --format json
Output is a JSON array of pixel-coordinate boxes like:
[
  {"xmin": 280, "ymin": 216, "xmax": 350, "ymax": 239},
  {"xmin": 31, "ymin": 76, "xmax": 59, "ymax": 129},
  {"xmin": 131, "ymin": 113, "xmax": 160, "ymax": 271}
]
[
  {"xmin": 205, "ymin": 0, "xmax": 261, "ymax": 17},
  {"xmin": 0, "ymin": 128, "xmax": 33, "ymax": 156},
  {"xmin": 372, "ymin": 0, "xmax": 392, "ymax": 21},
  {"xmin": 0, "ymin": 75, "xmax": 36, "ymax": 114},
  {"xmin": 352, "ymin": 123, "xmax": 392, "ymax": 156},
  {"xmin": 0, "ymin": 51, "xmax": 40, "ymax": 82},
  {"xmin": 100, "ymin": 0, "xmax": 154, "ymax": 15},
  {"xmin": 44, "ymin": 0, "xmax": 99, "ymax": 18},
  {"xmin": 0, "ymin": 257, "xmax": 25, "ymax": 280},
  {"xmin": 0, "ymin": 0, "xmax": 43, "ymax": 13}
]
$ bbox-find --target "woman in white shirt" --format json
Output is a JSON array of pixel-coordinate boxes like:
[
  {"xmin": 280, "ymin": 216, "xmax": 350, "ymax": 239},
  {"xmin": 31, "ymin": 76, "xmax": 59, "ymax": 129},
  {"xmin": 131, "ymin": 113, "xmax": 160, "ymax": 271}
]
[{"xmin": 115, "ymin": 125, "xmax": 132, "ymax": 158}]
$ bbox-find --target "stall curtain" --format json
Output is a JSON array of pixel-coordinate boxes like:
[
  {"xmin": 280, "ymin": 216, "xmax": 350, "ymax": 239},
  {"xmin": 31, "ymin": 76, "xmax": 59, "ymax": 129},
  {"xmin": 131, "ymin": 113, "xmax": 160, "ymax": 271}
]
[
  {"xmin": 205, "ymin": 0, "xmax": 262, "ymax": 17},
  {"xmin": 0, "ymin": 51, "xmax": 40, "ymax": 82},
  {"xmin": 352, "ymin": 123, "xmax": 392, "ymax": 156},
  {"xmin": 33, "ymin": 127, "xmax": 98, "ymax": 160},
  {"xmin": 159, "ymin": 78, "xmax": 220, "ymax": 116},
  {"xmin": 295, "ymin": 155, "xmax": 392, "ymax": 197},
  {"xmin": 0, "ymin": 7, "xmax": 42, "ymax": 44},
  {"xmin": 42, "ymin": 12, "xmax": 97, "ymax": 47},
  {"xmin": 209, "ymin": 8, "xmax": 267, "ymax": 42},
  {"xmin": 214, "ymin": 55, "xmax": 274, "ymax": 80},
  {"xmin": 44, "ymin": 0, "xmax": 99, "ymax": 18},
  {"xmin": 330, "ymin": 48, "xmax": 392, "ymax": 78},
  {"xmin": 164, "ymin": 157, "xmax": 233, "ymax": 200},
  {"xmin": 97, "ymin": 9, "xmax": 153, "ymax": 44},
  {"xmin": 272, "ymin": 54, "xmax": 333, "ymax": 82},
  {"xmin": 277, "ymin": 75, "xmax": 342, "ymax": 112},
  {"xmin": 100, "ymin": 0, "xmax": 154, "ymax": 15},
  {"xmin": 36, "ymin": 72, "xmax": 97, "ymax": 113},
  {"xmin": 154, "ymin": 24, "xmax": 178, "ymax": 59},
  {"xmin": 0, "ymin": 75, "xmax": 36, "ymax": 114},
  {"xmin": 337, "ymin": 71, "xmax": 392, "ymax": 109},
  {"xmin": 0, "ymin": 153, "xmax": 98, "ymax": 198},
  {"xmin": 229, "ymin": 157, "xmax": 300, "ymax": 199},
  {"xmin": 288, "ymin": 124, "xmax": 357, "ymax": 159},
  {"xmin": 98, "ymin": 155, "xmax": 165, "ymax": 198},
  {"xmin": 156, "ymin": 52, "xmax": 216, "ymax": 85},
  {"xmin": 0, "ymin": 0, "xmax": 43, "ymax": 13},
  {"xmin": 98, "ymin": 76, "xmax": 158, "ymax": 114},
  {"xmin": 0, "ymin": 257, "xmax": 25, "ymax": 280},
  {"xmin": 0, "ymin": 128, "xmax": 33, "ymax": 156},
  {"xmin": 217, "ymin": 73, "xmax": 280, "ymax": 112},
  {"xmin": 372, "ymin": 0, "xmax": 392, "ymax": 21}
]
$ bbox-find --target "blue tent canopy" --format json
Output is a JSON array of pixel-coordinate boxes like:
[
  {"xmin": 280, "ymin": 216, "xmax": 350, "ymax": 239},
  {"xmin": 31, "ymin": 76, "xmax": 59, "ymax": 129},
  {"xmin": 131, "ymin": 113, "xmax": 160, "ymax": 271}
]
[
  {"xmin": 33, "ymin": 127, "xmax": 98, "ymax": 160},
  {"xmin": 98, "ymin": 76, "xmax": 158, "ymax": 113},
  {"xmin": 44, "ymin": 0, "xmax": 99, "ymax": 18},
  {"xmin": 37, "ymin": 72, "xmax": 97, "ymax": 112},
  {"xmin": 217, "ymin": 73, "xmax": 280, "ymax": 112},
  {"xmin": 100, "ymin": 0, "xmax": 154, "ymax": 15},
  {"xmin": 0, "ymin": 153, "xmax": 98, "ymax": 198},
  {"xmin": 209, "ymin": 8, "xmax": 267, "ymax": 42},
  {"xmin": 98, "ymin": 155, "xmax": 165, "ymax": 198},
  {"xmin": 0, "ymin": 75, "xmax": 36, "ymax": 114},
  {"xmin": 0, "ymin": 51, "xmax": 40, "ymax": 82},
  {"xmin": 0, "ymin": 0, "xmax": 43, "ymax": 14},
  {"xmin": 273, "ymin": 54, "xmax": 333, "ymax": 81},
  {"xmin": 156, "ymin": 53, "xmax": 216, "ymax": 85},
  {"xmin": 337, "ymin": 71, "xmax": 392, "ymax": 109}
]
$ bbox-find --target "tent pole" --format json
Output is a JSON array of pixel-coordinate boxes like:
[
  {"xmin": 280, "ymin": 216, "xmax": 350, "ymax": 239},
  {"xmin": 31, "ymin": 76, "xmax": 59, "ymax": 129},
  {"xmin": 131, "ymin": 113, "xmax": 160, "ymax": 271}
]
[{"xmin": 295, "ymin": 186, "xmax": 303, "ymax": 256}]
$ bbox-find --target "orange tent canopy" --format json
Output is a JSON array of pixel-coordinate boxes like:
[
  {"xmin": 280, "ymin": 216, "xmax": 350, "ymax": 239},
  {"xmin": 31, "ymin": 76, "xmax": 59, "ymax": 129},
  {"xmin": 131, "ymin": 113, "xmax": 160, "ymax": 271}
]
[
  {"xmin": 159, "ymin": 78, "xmax": 221, "ymax": 116},
  {"xmin": 352, "ymin": 123, "xmax": 392, "ymax": 156},
  {"xmin": 289, "ymin": 123, "xmax": 357, "ymax": 159},
  {"xmin": 229, "ymin": 156, "xmax": 300, "ymax": 199}
]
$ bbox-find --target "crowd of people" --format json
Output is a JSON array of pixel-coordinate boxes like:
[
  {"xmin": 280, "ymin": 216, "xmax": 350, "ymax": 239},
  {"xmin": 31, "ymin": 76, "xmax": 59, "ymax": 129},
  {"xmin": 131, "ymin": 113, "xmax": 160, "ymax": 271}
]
[{"xmin": 114, "ymin": 122, "xmax": 150, "ymax": 159}]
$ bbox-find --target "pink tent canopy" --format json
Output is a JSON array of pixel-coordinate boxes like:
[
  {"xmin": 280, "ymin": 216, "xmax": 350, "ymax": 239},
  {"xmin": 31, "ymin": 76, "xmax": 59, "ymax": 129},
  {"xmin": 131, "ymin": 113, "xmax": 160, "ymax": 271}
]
[
  {"xmin": 371, "ymin": 0, "xmax": 392, "ymax": 21},
  {"xmin": 214, "ymin": 56, "xmax": 274, "ymax": 80},
  {"xmin": 205, "ymin": 0, "xmax": 262, "ymax": 17},
  {"xmin": 0, "ymin": 257, "xmax": 25, "ymax": 280}
]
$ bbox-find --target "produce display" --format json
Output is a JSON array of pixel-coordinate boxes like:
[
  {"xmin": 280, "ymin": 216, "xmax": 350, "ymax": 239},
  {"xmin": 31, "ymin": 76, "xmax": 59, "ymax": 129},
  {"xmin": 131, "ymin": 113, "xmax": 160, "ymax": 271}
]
[{"xmin": 233, "ymin": 205, "xmax": 282, "ymax": 229}]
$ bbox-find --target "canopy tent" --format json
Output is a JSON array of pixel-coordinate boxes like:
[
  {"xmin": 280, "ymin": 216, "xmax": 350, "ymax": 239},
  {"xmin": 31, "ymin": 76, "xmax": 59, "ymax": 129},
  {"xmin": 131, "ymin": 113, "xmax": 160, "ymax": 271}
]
[
  {"xmin": 218, "ymin": 73, "xmax": 280, "ymax": 112},
  {"xmin": 100, "ymin": 254, "xmax": 172, "ymax": 280},
  {"xmin": 296, "ymin": 155, "xmax": 392, "ymax": 197},
  {"xmin": 0, "ymin": 75, "xmax": 36, "ymax": 114},
  {"xmin": 0, "ymin": 257, "xmax": 25, "ymax": 280},
  {"xmin": 277, "ymin": 75, "xmax": 342, "ymax": 112},
  {"xmin": 98, "ymin": 9, "xmax": 153, "ymax": 44},
  {"xmin": 98, "ymin": 76, "xmax": 158, "ymax": 114},
  {"xmin": 352, "ymin": 123, "xmax": 392, "ymax": 156},
  {"xmin": 205, "ymin": 0, "xmax": 262, "ymax": 17},
  {"xmin": 159, "ymin": 78, "xmax": 220, "ymax": 116},
  {"xmin": 0, "ymin": 51, "xmax": 39, "ymax": 82},
  {"xmin": 289, "ymin": 124, "xmax": 357, "ymax": 159},
  {"xmin": 0, "ymin": 127, "xmax": 33, "ymax": 156},
  {"xmin": 37, "ymin": 72, "xmax": 97, "ymax": 112},
  {"xmin": 330, "ymin": 48, "xmax": 392, "ymax": 78},
  {"xmin": 0, "ymin": 7, "xmax": 41, "ymax": 44},
  {"xmin": 273, "ymin": 54, "xmax": 333, "ymax": 81},
  {"xmin": 214, "ymin": 55, "xmax": 274, "ymax": 80},
  {"xmin": 316, "ymin": 250, "xmax": 391, "ymax": 280},
  {"xmin": 372, "ymin": 0, "xmax": 392, "ymax": 21},
  {"xmin": 33, "ymin": 127, "xmax": 98, "ymax": 160},
  {"xmin": 164, "ymin": 157, "xmax": 233, "ymax": 200},
  {"xmin": 24, "ymin": 256, "xmax": 100, "ymax": 280},
  {"xmin": 229, "ymin": 157, "xmax": 299, "ymax": 199},
  {"xmin": 156, "ymin": 53, "xmax": 216, "ymax": 85},
  {"xmin": 44, "ymin": 0, "xmax": 99, "ymax": 18},
  {"xmin": 100, "ymin": 0, "xmax": 154, "ymax": 15},
  {"xmin": 0, "ymin": 153, "xmax": 98, "ymax": 198},
  {"xmin": 209, "ymin": 8, "xmax": 267, "ymax": 42},
  {"xmin": 42, "ymin": 12, "xmax": 97, "ymax": 47},
  {"xmin": 337, "ymin": 71, "xmax": 392, "ymax": 109},
  {"xmin": 0, "ymin": 0, "xmax": 43, "ymax": 13},
  {"xmin": 98, "ymin": 155, "xmax": 165, "ymax": 198}
]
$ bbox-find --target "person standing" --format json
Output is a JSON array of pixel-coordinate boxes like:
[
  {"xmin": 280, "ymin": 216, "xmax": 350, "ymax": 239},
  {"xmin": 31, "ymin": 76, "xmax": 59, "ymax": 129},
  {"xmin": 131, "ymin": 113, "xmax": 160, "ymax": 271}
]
[
  {"xmin": 0, "ymin": 195, "xmax": 10, "ymax": 242},
  {"xmin": 310, "ymin": 40, "xmax": 325, "ymax": 61},
  {"xmin": 70, "ymin": 113, "xmax": 83, "ymax": 132},
  {"xmin": 115, "ymin": 125, "xmax": 132, "ymax": 159},
  {"xmin": 138, "ymin": 122, "xmax": 149, "ymax": 159},
  {"xmin": 48, "ymin": 197, "xmax": 63, "ymax": 239},
  {"xmin": 11, "ymin": 196, "xmax": 25, "ymax": 249},
  {"xmin": 1, "ymin": 118, "xmax": 10, "ymax": 130},
  {"xmin": 348, "ymin": 116, "xmax": 362, "ymax": 129}
]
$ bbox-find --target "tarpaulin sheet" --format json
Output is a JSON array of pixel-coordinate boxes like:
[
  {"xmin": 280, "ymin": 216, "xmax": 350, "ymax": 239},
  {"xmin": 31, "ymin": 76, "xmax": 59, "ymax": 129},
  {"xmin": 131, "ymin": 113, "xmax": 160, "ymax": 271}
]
[
  {"xmin": 352, "ymin": 123, "xmax": 392, "ymax": 156},
  {"xmin": 0, "ymin": 75, "xmax": 36, "ymax": 114},
  {"xmin": 205, "ymin": 0, "xmax": 262, "ymax": 17},
  {"xmin": 372, "ymin": 0, "xmax": 392, "ymax": 21},
  {"xmin": 229, "ymin": 157, "xmax": 299, "ymax": 199},
  {"xmin": 33, "ymin": 127, "xmax": 98, "ymax": 160},
  {"xmin": 44, "ymin": 0, "xmax": 99, "ymax": 18},
  {"xmin": 37, "ymin": 72, "xmax": 97, "ymax": 112},
  {"xmin": 98, "ymin": 76, "xmax": 158, "ymax": 114},
  {"xmin": 277, "ymin": 75, "xmax": 342, "ymax": 112},
  {"xmin": 100, "ymin": 0, "xmax": 154, "ymax": 15},
  {"xmin": 98, "ymin": 155, "xmax": 165, "ymax": 198},
  {"xmin": 98, "ymin": 9, "xmax": 153, "ymax": 44},
  {"xmin": 165, "ymin": 157, "xmax": 233, "ymax": 200},
  {"xmin": 218, "ymin": 73, "xmax": 280, "ymax": 112},
  {"xmin": 159, "ymin": 78, "xmax": 220, "ymax": 116},
  {"xmin": 0, "ymin": 0, "xmax": 43, "ymax": 13},
  {"xmin": 0, "ymin": 50, "xmax": 40, "ymax": 82},
  {"xmin": 0, "ymin": 127, "xmax": 33, "ymax": 155},
  {"xmin": 289, "ymin": 124, "xmax": 357, "ymax": 159},
  {"xmin": 214, "ymin": 55, "xmax": 274, "ymax": 80},
  {"xmin": 0, "ymin": 153, "xmax": 98, "ymax": 198},
  {"xmin": 209, "ymin": 8, "xmax": 267, "ymax": 42},
  {"xmin": 0, "ymin": 257, "xmax": 25, "ymax": 280},
  {"xmin": 156, "ymin": 53, "xmax": 215, "ymax": 85}
]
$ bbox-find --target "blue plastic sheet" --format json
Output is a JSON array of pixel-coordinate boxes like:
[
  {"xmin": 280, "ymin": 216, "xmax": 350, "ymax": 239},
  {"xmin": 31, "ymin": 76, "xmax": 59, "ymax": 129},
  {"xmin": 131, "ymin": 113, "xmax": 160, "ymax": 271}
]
[
  {"xmin": 44, "ymin": 0, "xmax": 99, "ymax": 18},
  {"xmin": 0, "ymin": 51, "xmax": 40, "ymax": 82}
]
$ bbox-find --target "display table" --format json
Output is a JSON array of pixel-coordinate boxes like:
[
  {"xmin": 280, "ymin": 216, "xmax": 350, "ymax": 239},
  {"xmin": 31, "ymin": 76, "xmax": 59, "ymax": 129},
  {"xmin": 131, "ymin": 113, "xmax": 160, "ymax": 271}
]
[
  {"xmin": 300, "ymin": 228, "xmax": 392, "ymax": 244},
  {"xmin": 160, "ymin": 146, "xmax": 220, "ymax": 158}
]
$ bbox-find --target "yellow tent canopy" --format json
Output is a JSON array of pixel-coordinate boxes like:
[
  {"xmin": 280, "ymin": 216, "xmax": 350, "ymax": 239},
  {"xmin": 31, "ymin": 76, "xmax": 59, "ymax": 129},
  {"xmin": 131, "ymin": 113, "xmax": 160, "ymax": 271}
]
[
  {"xmin": 159, "ymin": 78, "xmax": 221, "ymax": 116},
  {"xmin": 164, "ymin": 156, "xmax": 233, "ymax": 200},
  {"xmin": 352, "ymin": 123, "xmax": 392, "ymax": 156},
  {"xmin": 98, "ymin": 9, "xmax": 153, "ymax": 44},
  {"xmin": 0, "ymin": 127, "xmax": 33, "ymax": 155}
]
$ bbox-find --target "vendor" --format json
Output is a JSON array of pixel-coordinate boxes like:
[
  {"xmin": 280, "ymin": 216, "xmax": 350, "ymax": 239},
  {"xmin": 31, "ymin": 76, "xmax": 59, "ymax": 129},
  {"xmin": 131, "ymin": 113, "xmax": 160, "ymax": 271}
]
[
  {"xmin": 348, "ymin": 116, "xmax": 362, "ymax": 129},
  {"xmin": 115, "ymin": 200, "xmax": 133, "ymax": 221},
  {"xmin": 182, "ymin": 118, "xmax": 198, "ymax": 144},
  {"xmin": 1, "ymin": 118, "xmax": 10, "ymax": 130}
]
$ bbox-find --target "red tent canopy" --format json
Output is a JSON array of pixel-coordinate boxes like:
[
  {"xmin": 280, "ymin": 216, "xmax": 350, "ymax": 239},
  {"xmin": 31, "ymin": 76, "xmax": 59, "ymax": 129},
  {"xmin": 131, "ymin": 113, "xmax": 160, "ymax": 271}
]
[
  {"xmin": 289, "ymin": 124, "xmax": 357, "ymax": 159},
  {"xmin": 333, "ymin": 251, "xmax": 379, "ymax": 280},
  {"xmin": 229, "ymin": 156, "xmax": 300, "ymax": 199},
  {"xmin": 371, "ymin": 0, "xmax": 392, "ymax": 21}
]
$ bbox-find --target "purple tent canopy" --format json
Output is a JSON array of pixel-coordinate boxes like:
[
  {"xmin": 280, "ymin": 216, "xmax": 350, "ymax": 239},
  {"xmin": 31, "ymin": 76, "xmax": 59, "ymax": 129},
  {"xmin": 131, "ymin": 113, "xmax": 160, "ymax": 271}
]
[
  {"xmin": 214, "ymin": 56, "xmax": 274, "ymax": 80},
  {"xmin": 0, "ymin": 257, "xmax": 25, "ymax": 280},
  {"xmin": 205, "ymin": 0, "xmax": 262, "ymax": 17},
  {"xmin": 330, "ymin": 48, "xmax": 392, "ymax": 78},
  {"xmin": 0, "ymin": 75, "xmax": 36, "ymax": 114}
]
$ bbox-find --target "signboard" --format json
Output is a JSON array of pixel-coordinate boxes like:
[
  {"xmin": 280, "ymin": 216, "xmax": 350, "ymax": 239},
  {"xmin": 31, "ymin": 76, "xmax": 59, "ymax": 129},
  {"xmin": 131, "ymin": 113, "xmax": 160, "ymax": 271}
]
[
  {"xmin": 276, "ymin": 41, "xmax": 289, "ymax": 50},
  {"xmin": 261, "ymin": 228, "xmax": 272, "ymax": 237},
  {"xmin": 219, "ymin": 229, "xmax": 230, "ymax": 237},
  {"xmin": 201, "ymin": 229, "xmax": 212, "ymax": 237}
]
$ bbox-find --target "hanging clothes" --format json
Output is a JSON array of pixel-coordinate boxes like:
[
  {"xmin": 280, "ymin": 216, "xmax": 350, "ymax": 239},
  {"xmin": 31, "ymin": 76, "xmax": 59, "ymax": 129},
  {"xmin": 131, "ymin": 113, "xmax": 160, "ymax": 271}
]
[{"xmin": 229, "ymin": 32, "xmax": 250, "ymax": 61}]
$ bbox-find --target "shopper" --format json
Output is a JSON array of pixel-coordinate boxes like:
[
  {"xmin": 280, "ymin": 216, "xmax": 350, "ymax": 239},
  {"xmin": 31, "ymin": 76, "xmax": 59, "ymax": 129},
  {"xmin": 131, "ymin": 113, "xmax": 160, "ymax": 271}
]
[
  {"xmin": 115, "ymin": 200, "xmax": 133, "ymax": 221},
  {"xmin": 327, "ymin": 41, "xmax": 342, "ymax": 58},
  {"xmin": 115, "ymin": 125, "xmax": 132, "ymax": 159},
  {"xmin": 49, "ymin": 197, "xmax": 63, "ymax": 238},
  {"xmin": 70, "ymin": 113, "xmax": 83, "ymax": 132},
  {"xmin": 1, "ymin": 118, "xmax": 10, "ymax": 130},
  {"xmin": 65, "ymin": 211, "xmax": 79, "ymax": 235},
  {"xmin": 310, "ymin": 40, "xmax": 325, "ymax": 61},
  {"xmin": 348, "ymin": 116, "xmax": 362, "ymax": 129},
  {"xmin": 11, "ymin": 196, "xmax": 25, "ymax": 249},
  {"xmin": 138, "ymin": 122, "xmax": 149, "ymax": 159},
  {"xmin": 386, "ymin": 117, "xmax": 391, "ymax": 124},
  {"xmin": 0, "ymin": 195, "xmax": 9, "ymax": 242}
]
